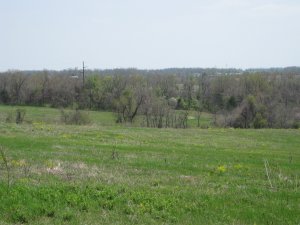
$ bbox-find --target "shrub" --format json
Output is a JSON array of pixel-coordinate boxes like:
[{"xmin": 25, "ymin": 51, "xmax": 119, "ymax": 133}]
[
  {"xmin": 292, "ymin": 121, "xmax": 299, "ymax": 129},
  {"xmin": 0, "ymin": 89, "xmax": 10, "ymax": 104},
  {"xmin": 176, "ymin": 98, "xmax": 188, "ymax": 110},
  {"xmin": 5, "ymin": 108, "xmax": 26, "ymax": 124},
  {"xmin": 253, "ymin": 113, "xmax": 268, "ymax": 129},
  {"xmin": 226, "ymin": 96, "xmax": 237, "ymax": 110},
  {"xmin": 16, "ymin": 109, "xmax": 26, "ymax": 124},
  {"xmin": 60, "ymin": 109, "xmax": 91, "ymax": 125},
  {"xmin": 168, "ymin": 97, "xmax": 178, "ymax": 109}
]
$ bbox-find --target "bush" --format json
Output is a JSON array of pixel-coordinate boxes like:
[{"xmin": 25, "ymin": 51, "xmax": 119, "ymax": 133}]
[
  {"xmin": 60, "ymin": 109, "xmax": 91, "ymax": 125},
  {"xmin": 226, "ymin": 96, "xmax": 237, "ymax": 110},
  {"xmin": 176, "ymin": 98, "xmax": 188, "ymax": 110},
  {"xmin": 168, "ymin": 97, "xmax": 177, "ymax": 109},
  {"xmin": 16, "ymin": 109, "xmax": 26, "ymax": 124},
  {"xmin": 0, "ymin": 90, "xmax": 10, "ymax": 104},
  {"xmin": 292, "ymin": 121, "xmax": 299, "ymax": 129},
  {"xmin": 6, "ymin": 108, "xmax": 26, "ymax": 124},
  {"xmin": 253, "ymin": 113, "xmax": 268, "ymax": 129}
]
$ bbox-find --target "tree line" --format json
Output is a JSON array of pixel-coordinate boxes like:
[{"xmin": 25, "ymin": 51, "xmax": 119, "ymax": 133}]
[{"xmin": 0, "ymin": 68, "xmax": 299, "ymax": 128}]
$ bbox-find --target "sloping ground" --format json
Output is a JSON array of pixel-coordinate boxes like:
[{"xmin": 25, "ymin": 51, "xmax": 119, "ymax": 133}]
[
  {"xmin": 0, "ymin": 105, "xmax": 213, "ymax": 128},
  {"xmin": 0, "ymin": 108, "xmax": 299, "ymax": 224}
]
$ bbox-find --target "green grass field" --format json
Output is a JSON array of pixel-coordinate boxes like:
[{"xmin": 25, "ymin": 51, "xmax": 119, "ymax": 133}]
[{"xmin": 0, "ymin": 105, "xmax": 299, "ymax": 224}]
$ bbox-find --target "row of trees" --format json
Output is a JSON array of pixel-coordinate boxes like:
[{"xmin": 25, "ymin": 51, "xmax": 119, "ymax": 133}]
[{"xmin": 0, "ymin": 69, "xmax": 299, "ymax": 128}]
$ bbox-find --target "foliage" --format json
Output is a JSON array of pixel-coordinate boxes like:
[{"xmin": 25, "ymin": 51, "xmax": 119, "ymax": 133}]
[
  {"xmin": 0, "ymin": 70, "xmax": 300, "ymax": 128},
  {"xmin": 60, "ymin": 109, "xmax": 91, "ymax": 125},
  {"xmin": 226, "ymin": 96, "xmax": 237, "ymax": 110},
  {"xmin": 253, "ymin": 112, "xmax": 268, "ymax": 128},
  {"xmin": 5, "ymin": 108, "xmax": 26, "ymax": 124}
]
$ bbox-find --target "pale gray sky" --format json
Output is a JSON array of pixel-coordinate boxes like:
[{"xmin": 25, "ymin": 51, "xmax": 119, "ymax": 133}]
[{"xmin": 0, "ymin": 0, "xmax": 300, "ymax": 71}]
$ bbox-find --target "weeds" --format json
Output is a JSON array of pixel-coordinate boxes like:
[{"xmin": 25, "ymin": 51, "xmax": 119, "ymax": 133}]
[
  {"xmin": 60, "ymin": 109, "xmax": 91, "ymax": 125},
  {"xmin": 0, "ymin": 146, "xmax": 12, "ymax": 191},
  {"xmin": 0, "ymin": 147, "xmax": 33, "ymax": 191},
  {"xmin": 263, "ymin": 159, "xmax": 299, "ymax": 191},
  {"xmin": 264, "ymin": 159, "xmax": 273, "ymax": 189},
  {"xmin": 11, "ymin": 159, "xmax": 31, "ymax": 177},
  {"xmin": 111, "ymin": 143, "xmax": 119, "ymax": 160},
  {"xmin": 216, "ymin": 165, "xmax": 227, "ymax": 174}
]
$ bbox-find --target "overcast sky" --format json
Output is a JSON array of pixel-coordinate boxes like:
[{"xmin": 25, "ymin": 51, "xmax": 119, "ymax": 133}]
[{"xmin": 0, "ymin": 0, "xmax": 300, "ymax": 71}]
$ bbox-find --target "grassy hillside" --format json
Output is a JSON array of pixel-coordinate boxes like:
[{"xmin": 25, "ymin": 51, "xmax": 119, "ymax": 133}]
[
  {"xmin": 0, "ymin": 105, "xmax": 299, "ymax": 224},
  {"xmin": 0, "ymin": 105, "xmax": 212, "ymax": 128},
  {"xmin": 0, "ymin": 105, "xmax": 116, "ymax": 126}
]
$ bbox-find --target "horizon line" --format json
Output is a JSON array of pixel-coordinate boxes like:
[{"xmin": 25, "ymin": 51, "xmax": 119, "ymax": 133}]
[{"xmin": 1, "ymin": 66, "xmax": 300, "ymax": 73}]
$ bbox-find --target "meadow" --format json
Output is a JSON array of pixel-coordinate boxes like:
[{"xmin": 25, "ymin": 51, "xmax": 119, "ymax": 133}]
[{"xmin": 0, "ymin": 105, "xmax": 299, "ymax": 224}]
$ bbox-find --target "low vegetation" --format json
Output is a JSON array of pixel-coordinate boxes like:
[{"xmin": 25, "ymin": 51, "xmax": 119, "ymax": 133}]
[
  {"xmin": 0, "ymin": 105, "xmax": 299, "ymax": 224},
  {"xmin": 60, "ymin": 109, "xmax": 91, "ymax": 125}
]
